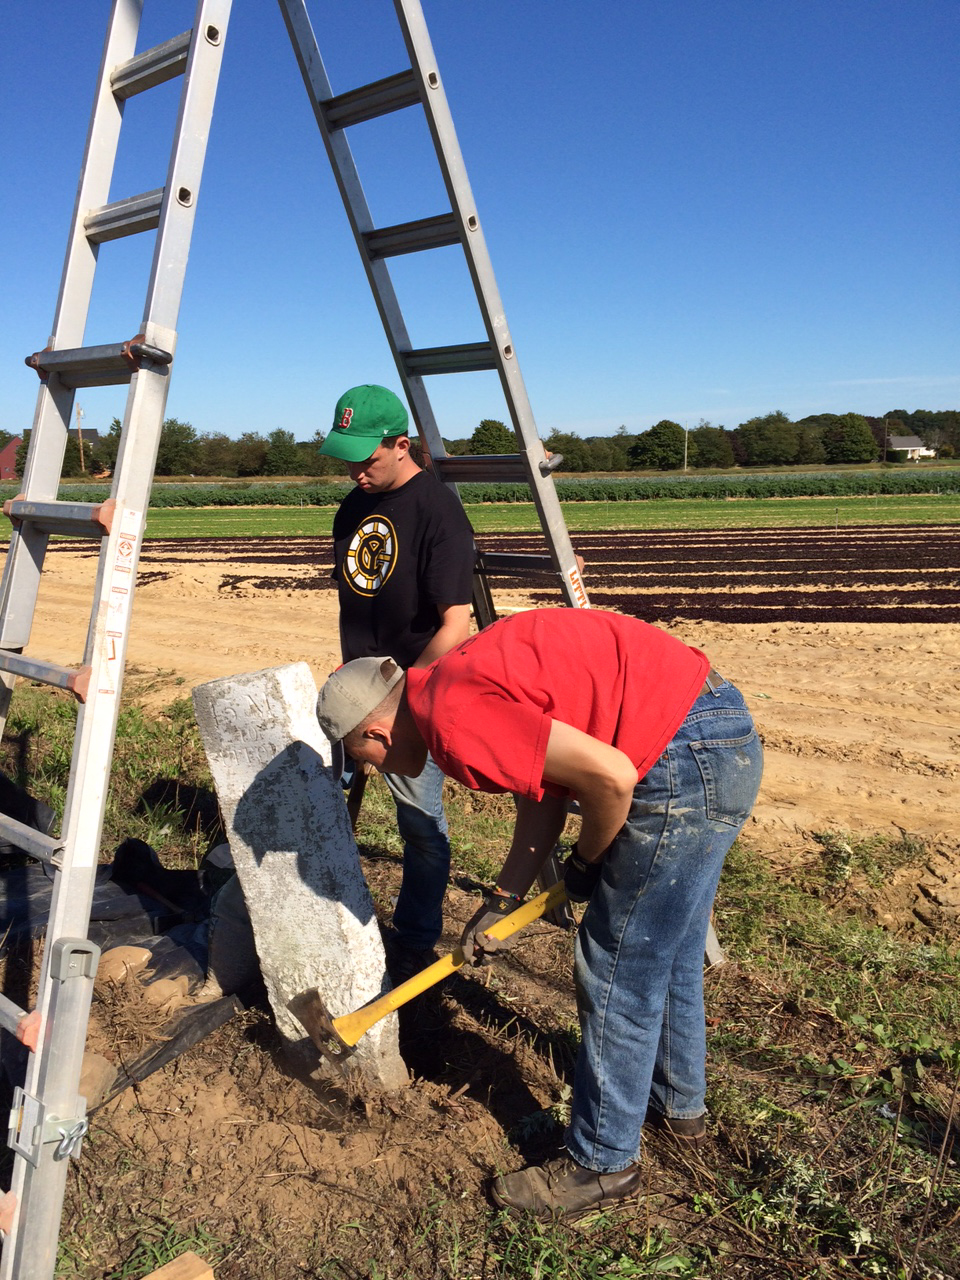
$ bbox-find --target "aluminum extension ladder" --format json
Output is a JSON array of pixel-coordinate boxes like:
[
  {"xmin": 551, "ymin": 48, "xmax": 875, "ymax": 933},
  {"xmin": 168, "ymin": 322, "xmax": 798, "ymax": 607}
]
[
  {"xmin": 277, "ymin": 0, "xmax": 591, "ymax": 626},
  {"xmin": 0, "ymin": 3, "xmax": 230, "ymax": 1274},
  {"xmin": 279, "ymin": 0, "xmax": 585, "ymax": 923}
]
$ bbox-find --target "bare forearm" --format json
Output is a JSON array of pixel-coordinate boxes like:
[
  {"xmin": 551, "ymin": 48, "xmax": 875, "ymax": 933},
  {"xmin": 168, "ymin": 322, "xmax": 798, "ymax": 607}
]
[
  {"xmin": 413, "ymin": 625, "xmax": 464, "ymax": 668},
  {"xmin": 540, "ymin": 718, "xmax": 638, "ymax": 863},
  {"xmin": 495, "ymin": 794, "xmax": 569, "ymax": 897},
  {"xmin": 569, "ymin": 782, "xmax": 633, "ymax": 861},
  {"xmin": 411, "ymin": 603, "xmax": 472, "ymax": 669}
]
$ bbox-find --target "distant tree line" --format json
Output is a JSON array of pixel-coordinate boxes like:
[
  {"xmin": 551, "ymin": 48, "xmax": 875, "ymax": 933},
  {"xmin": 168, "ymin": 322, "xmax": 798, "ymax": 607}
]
[
  {"xmin": 11, "ymin": 408, "xmax": 959, "ymax": 479},
  {"xmin": 446, "ymin": 409, "xmax": 959, "ymax": 471}
]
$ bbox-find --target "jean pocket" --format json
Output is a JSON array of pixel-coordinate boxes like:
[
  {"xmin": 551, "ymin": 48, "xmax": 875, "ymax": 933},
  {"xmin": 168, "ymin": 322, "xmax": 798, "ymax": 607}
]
[{"xmin": 689, "ymin": 730, "xmax": 763, "ymax": 827}]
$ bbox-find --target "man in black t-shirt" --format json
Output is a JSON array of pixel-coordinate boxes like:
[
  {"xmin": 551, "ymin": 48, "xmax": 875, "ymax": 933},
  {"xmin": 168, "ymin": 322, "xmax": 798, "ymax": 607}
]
[{"xmin": 320, "ymin": 385, "xmax": 475, "ymax": 976}]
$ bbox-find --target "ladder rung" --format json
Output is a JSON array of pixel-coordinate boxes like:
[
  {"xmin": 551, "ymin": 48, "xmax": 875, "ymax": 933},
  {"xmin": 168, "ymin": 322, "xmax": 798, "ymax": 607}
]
[
  {"xmin": 433, "ymin": 454, "xmax": 527, "ymax": 482},
  {"xmin": 364, "ymin": 213, "xmax": 460, "ymax": 260},
  {"xmin": 433, "ymin": 451, "xmax": 563, "ymax": 484},
  {"xmin": 402, "ymin": 342, "xmax": 496, "ymax": 377},
  {"xmin": 0, "ymin": 992, "xmax": 30, "ymax": 1037},
  {"xmin": 84, "ymin": 189, "xmax": 164, "ymax": 243},
  {"xmin": 110, "ymin": 30, "xmax": 192, "ymax": 99},
  {"xmin": 25, "ymin": 337, "xmax": 173, "ymax": 389},
  {"xmin": 323, "ymin": 69, "xmax": 421, "ymax": 128},
  {"xmin": 3, "ymin": 497, "xmax": 115, "ymax": 538},
  {"xmin": 0, "ymin": 815, "xmax": 62, "ymax": 866},
  {"xmin": 0, "ymin": 652, "xmax": 91, "ymax": 702},
  {"xmin": 477, "ymin": 552, "xmax": 556, "ymax": 575}
]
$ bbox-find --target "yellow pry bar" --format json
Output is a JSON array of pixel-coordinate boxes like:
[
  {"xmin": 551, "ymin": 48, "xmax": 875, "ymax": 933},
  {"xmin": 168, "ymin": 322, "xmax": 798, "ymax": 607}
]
[{"xmin": 333, "ymin": 881, "xmax": 569, "ymax": 1048}]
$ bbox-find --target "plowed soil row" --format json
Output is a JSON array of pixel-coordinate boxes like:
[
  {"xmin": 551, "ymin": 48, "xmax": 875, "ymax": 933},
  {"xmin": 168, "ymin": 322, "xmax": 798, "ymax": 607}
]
[{"xmin": 128, "ymin": 522, "xmax": 960, "ymax": 623}]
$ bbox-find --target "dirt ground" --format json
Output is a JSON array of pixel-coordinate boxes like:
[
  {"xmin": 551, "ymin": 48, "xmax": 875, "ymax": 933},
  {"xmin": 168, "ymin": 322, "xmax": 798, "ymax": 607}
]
[
  {"xmin": 12, "ymin": 531, "xmax": 960, "ymax": 1276},
  {"xmin": 31, "ymin": 535, "xmax": 960, "ymax": 893}
]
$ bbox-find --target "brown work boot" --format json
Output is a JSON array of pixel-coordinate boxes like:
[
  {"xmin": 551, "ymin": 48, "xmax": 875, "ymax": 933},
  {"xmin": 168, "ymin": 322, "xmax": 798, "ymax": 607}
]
[
  {"xmin": 644, "ymin": 1110, "xmax": 708, "ymax": 1150},
  {"xmin": 490, "ymin": 1154, "xmax": 641, "ymax": 1221}
]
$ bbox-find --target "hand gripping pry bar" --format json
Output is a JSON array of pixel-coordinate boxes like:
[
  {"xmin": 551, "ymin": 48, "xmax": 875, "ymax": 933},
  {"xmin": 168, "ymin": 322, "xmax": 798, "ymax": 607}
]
[{"xmin": 288, "ymin": 881, "xmax": 568, "ymax": 1073}]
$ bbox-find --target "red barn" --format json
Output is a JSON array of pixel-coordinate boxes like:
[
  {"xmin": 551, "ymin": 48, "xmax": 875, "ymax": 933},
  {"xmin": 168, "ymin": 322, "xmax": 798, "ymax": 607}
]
[{"xmin": 0, "ymin": 438, "xmax": 21, "ymax": 482}]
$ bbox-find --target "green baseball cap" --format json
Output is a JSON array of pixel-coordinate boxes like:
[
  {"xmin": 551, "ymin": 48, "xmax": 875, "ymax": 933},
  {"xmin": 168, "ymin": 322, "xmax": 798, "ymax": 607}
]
[{"xmin": 320, "ymin": 384, "xmax": 410, "ymax": 462}]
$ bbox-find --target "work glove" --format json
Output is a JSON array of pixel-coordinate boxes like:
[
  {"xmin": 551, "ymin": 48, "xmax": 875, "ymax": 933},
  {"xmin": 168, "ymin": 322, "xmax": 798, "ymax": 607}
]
[
  {"xmin": 562, "ymin": 845, "xmax": 603, "ymax": 903},
  {"xmin": 460, "ymin": 892, "xmax": 522, "ymax": 967}
]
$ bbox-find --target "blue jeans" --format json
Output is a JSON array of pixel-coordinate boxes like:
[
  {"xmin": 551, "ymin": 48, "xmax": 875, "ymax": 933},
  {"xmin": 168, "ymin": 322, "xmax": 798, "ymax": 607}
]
[
  {"xmin": 383, "ymin": 753, "xmax": 451, "ymax": 951},
  {"xmin": 566, "ymin": 678, "xmax": 763, "ymax": 1173}
]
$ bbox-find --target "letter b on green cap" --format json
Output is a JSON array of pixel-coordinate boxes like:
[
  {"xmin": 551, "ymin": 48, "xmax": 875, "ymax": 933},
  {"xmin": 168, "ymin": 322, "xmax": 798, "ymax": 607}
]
[{"xmin": 320, "ymin": 384, "xmax": 409, "ymax": 462}]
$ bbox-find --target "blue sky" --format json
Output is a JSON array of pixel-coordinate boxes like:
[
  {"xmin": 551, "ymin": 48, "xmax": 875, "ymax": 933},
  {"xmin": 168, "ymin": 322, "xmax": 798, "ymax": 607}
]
[{"xmin": 2, "ymin": 1, "xmax": 957, "ymax": 446}]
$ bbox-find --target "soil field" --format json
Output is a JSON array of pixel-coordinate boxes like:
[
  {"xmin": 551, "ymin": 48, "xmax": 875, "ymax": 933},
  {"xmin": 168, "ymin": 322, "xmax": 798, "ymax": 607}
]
[
  {"xmin": 29, "ymin": 522, "xmax": 960, "ymax": 878},
  {"xmin": 125, "ymin": 522, "xmax": 960, "ymax": 622},
  {"xmin": 15, "ymin": 521, "xmax": 960, "ymax": 1278}
]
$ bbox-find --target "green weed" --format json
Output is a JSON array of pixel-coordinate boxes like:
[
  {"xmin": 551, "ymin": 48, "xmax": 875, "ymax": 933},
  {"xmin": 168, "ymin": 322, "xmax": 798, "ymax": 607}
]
[
  {"xmin": 1, "ymin": 678, "xmax": 218, "ymax": 869},
  {"xmin": 56, "ymin": 1218, "xmax": 223, "ymax": 1278},
  {"xmin": 490, "ymin": 1212, "xmax": 699, "ymax": 1278}
]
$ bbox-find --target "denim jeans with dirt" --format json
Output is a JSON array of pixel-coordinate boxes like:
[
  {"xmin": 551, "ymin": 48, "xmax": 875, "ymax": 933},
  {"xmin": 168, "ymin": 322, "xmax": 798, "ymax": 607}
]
[{"xmin": 566, "ymin": 678, "xmax": 763, "ymax": 1173}]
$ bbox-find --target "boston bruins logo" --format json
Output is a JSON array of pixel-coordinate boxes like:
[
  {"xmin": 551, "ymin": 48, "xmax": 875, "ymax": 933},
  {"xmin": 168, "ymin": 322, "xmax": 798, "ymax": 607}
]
[{"xmin": 343, "ymin": 516, "xmax": 397, "ymax": 596}]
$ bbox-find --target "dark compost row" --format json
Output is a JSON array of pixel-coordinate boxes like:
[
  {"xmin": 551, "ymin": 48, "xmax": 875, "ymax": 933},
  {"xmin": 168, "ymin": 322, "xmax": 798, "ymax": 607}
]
[{"xmin": 129, "ymin": 523, "xmax": 960, "ymax": 625}]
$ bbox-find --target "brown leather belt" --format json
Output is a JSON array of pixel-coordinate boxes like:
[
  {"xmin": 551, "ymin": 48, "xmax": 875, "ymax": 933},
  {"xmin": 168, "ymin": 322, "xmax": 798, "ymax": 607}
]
[{"xmin": 698, "ymin": 669, "xmax": 723, "ymax": 699}]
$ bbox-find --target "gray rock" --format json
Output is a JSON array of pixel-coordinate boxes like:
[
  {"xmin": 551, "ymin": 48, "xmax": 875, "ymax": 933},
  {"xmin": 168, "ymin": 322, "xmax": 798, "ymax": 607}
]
[{"xmin": 192, "ymin": 663, "xmax": 407, "ymax": 1090}]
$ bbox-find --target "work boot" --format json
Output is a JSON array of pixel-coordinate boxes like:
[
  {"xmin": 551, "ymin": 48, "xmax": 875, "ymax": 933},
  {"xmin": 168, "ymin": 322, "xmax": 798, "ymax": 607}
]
[
  {"xmin": 644, "ymin": 1109, "xmax": 708, "ymax": 1150},
  {"xmin": 490, "ymin": 1154, "xmax": 642, "ymax": 1221}
]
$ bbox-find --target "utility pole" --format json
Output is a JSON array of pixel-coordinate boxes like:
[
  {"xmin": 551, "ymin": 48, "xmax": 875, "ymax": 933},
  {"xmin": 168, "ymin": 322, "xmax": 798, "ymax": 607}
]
[
  {"xmin": 683, "ymin": 421, "xmax": 689, "ymax": 471},
  {"xmin": 75, "ymin": 404, "xmax": 86, "ymax": 473}
]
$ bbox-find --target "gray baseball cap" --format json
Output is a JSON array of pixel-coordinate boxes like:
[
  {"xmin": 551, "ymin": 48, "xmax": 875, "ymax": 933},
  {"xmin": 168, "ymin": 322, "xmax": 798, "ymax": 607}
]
[{"xmin": 316, "ymin": 657, "xmax": 404, "ymax": 745}]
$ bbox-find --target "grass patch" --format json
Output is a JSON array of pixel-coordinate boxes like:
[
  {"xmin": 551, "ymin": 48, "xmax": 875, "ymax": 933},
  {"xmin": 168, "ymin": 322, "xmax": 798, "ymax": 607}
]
[
  {"xmin": 142, "ymin": 506, "xmax": 337, "ymax": 538},
  {"xmin": 58, "ymin": 1220, "xmax": 225, "ymax": 1279},
  {"xmin": 1, "ymin": 676, "xmax": 217, "ymax": 868},
  {"xmin": 551, "ymin": 492, "xmax": 959, "ymax": 532},
  {"xmin": 115, "ymin": 490, "xmax": 960, "ymax": 539}
]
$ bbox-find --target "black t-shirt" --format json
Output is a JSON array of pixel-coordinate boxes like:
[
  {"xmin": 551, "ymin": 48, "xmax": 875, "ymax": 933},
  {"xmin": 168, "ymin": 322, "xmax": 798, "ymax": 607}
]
[{"xmin": 332, "ymin": 469, "xmax": 475, "ymax": 668}]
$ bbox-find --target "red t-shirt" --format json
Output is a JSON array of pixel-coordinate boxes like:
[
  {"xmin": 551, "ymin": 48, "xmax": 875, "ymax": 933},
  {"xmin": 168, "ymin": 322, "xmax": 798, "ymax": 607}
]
[{"xmin": 405, "ymin": 609, "xmax": 709, "ymax": 801}]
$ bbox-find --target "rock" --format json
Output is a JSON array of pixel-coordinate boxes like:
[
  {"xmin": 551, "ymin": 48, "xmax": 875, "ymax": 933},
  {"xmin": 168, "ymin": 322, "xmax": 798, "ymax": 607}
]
[
  {"xmin": 192, "ymin": 662, "xmax": 407, "ymax": 1091},
  {"xmin": 79, "ymin": 1051, "xmax": 117, "ymax": 1109},
  {"xmin": 96, "ymin": 945, "xmax": 152, "ymax": 989},
  {"xmin": 140, "ymin": 976, "xmax": 190, "ymax": 1007}
]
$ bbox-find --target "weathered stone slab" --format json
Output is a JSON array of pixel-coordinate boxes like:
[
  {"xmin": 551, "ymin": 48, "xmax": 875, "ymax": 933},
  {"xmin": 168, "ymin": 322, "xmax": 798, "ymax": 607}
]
[{"xmin": 192, "ymin": 663, "xmax": 407, "ymax": 1090}]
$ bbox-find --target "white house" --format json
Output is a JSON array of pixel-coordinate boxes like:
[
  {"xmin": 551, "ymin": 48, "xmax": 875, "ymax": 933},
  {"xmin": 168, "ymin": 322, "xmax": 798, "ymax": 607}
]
[{"xmin": 887, "ymin": 434, "xmax": 937, "ymax": 461}]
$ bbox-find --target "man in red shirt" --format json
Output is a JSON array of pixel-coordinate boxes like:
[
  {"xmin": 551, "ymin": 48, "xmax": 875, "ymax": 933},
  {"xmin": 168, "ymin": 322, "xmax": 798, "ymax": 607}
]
[{"xmin": 317, "ymin": 608, "xmax": 763, "ymax": 1220}]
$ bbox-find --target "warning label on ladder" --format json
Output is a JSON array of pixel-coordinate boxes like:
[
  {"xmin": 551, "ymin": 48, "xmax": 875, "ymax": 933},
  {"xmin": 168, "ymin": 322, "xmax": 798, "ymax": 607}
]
[{"xmin": 98, "ymin": 507, "xmax": 143, "ymax": 697}]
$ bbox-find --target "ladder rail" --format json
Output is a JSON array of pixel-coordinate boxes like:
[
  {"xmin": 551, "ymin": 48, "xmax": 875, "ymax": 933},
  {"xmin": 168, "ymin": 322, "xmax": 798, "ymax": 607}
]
[
  {"xmin": 140, "ymin": 15, "xmax": 227, "ymax": 331},
  {"xmin": 394, "ymin": 0, "xmax": 587, "ymax": 609},
  {"xmin": 278, "ymin": 0, "xmax": 588, "ymax": 611},
  {"xmin": 0, "ymin": 1, "xmax": 231, "ymax": 1273},
  {"xmin": 0, "ymin": 0, "xmax": 140, "ymax": 679},
  {"xmin": 276, "ymin": 0, "xmax": 452, "ymax": 474}
]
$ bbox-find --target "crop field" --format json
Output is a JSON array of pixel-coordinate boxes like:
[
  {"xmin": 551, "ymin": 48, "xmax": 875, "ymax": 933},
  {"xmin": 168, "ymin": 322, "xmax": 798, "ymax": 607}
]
[
  {"xmin": 484, "ymin": 523, "xmax": 960, "ymax": 624},
  {"xmin": 124, "ymin": 520, "xmax": 960, "ymax": 626}
]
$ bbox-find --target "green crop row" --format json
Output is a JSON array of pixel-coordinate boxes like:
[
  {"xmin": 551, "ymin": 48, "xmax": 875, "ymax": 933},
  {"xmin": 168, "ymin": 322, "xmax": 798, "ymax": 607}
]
[
  {"xmin": 1, "ymin": 467, "xmax": 958, "ymax": 508},
  {"xmin": 482, "ymin": 469, "xmax": 960, "ymax": 502}
]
